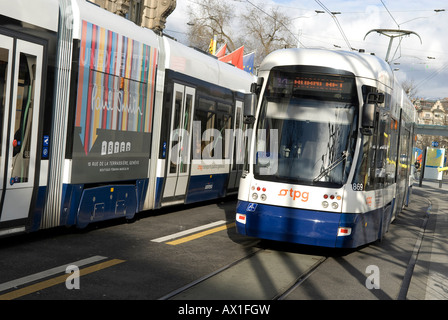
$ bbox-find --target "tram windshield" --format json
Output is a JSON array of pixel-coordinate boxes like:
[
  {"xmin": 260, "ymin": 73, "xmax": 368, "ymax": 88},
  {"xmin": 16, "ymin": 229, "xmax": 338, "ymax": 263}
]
[{"xmin": 254, "ymin": 67, "xmax": 359, "ymax": 187}]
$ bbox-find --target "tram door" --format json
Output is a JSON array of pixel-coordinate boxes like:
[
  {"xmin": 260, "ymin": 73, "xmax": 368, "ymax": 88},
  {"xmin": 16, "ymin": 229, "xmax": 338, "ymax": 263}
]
[
  {"xmin": 227, "ymin": 100, "xmax": 244, "ymax": 189},
  {"xmin": 0, "ymin": 35, "xmax": 43, "ymax": 224},
  {"xmin": 163, "ymin": 84, "xmax": 195, "ymax": 201}
]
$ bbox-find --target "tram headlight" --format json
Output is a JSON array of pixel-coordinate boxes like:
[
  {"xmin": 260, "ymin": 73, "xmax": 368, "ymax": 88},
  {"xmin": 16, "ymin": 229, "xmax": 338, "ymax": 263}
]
[
  {"xmin": 322, "ymin": 201, "xmax": 329, "ymax": 208},
  {"xmin": 252, "ymin": 193, "xmax": 258, "ymax": 200},
  {"xmin": 331, "ymin": 202, "xmax": 339, "ymax": 209},
  {"xmin": 260, "ymin": 194, "xmax": 267, "ymax": 201}
]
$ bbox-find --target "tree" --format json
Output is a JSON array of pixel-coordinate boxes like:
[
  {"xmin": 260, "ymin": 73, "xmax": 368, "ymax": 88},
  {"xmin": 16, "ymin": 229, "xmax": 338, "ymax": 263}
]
[
  {"xmin": 187, "ymin": 0, "xmax": 238, "ymax": 52},
  {"xmin": 186, "ymin": 0, "xmax": 297, "ymax": 66},
  {"xmin": 241, "ymin": 3, "xmax": 297, "ymax": 66},
  {"xmin": 402, "ymin": 79, "xmax": 419, "ymax": 99}
]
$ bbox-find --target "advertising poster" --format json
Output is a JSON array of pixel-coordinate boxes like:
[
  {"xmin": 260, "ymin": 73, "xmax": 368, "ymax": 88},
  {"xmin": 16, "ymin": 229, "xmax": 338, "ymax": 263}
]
[
  {"xmin": 71, "ymin": 20, "xmax": 157, "ymax": 183},
  {"xmin": 424, "ymin": 147, "xmax": 445, "ymax": 180}
]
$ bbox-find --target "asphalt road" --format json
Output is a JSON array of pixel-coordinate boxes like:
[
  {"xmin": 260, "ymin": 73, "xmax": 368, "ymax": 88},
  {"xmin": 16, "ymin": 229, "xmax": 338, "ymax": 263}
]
[{"xmin": 0, "ymin": 186, "xmax": 436, "ymax": 304}]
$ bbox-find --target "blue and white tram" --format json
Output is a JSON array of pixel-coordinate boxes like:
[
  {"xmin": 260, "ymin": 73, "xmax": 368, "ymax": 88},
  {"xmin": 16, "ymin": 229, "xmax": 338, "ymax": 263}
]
[
  {"xmin": 152, "ymin": 37, "xmax": 252, "ymax": 208},
  {"xmin": 0, "ymin": 0, "xmax": 254, "ymax": 236},
  {"xmin": 236, "ymin": 48, "xmax": 416, "ymax": 248}
]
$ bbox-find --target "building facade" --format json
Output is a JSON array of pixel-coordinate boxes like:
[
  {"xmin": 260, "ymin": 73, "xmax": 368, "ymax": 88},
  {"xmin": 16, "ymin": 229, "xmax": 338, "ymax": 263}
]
[
  {"xmin": 88, "ymin": 0, "xmax": 176, "ymax": 31},
  {"xmin": 414, "ymin": 98, "xmax": 448, "ymax": 149}
]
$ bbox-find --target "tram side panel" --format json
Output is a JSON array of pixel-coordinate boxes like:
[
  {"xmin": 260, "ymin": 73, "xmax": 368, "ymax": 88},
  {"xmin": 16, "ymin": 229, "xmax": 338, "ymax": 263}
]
[
  {"xmin": 153, "ymin": 37, "xmax": 255, "ymax": 208},
  {"xmin": 0, "ymin": 0, "xmax": 254, "ymax": 235},
  {"xmin": 58, "ymin": 1, "xmax": 254, "ymax": 224},
  {"xmin": 56, "ymin": 1, "xmax": 160, "ymax": 228},
  {"xmin": 0, "ymin": 0, "xmax": 59, "ymax": 235},
  {"xmin": 154, "ymin": 71, "xmax": 242, "ymax": 207}
]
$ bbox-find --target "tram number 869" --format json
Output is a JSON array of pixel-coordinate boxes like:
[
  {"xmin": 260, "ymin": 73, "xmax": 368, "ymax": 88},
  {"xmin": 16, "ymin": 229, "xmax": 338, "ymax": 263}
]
[{"xmin": 352, "ymin": 183, "xmax": 364, "ymax": 191}]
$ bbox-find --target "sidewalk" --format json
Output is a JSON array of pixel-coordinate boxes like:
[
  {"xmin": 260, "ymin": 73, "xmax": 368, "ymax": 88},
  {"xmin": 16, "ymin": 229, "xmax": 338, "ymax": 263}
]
[{"xmin": 407, "ymin": 179, "xmax": 448, "ymax": 300}]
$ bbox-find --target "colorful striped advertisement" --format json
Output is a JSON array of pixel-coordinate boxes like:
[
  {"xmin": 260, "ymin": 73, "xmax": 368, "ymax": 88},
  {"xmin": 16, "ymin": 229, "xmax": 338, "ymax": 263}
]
[
  {"xmin": 72, "ymin": 20, "xmax": 157, "ymax": 183},
  {"xmin": 75, "ymin": 20, "xmax": 157, "ymax": 154}
]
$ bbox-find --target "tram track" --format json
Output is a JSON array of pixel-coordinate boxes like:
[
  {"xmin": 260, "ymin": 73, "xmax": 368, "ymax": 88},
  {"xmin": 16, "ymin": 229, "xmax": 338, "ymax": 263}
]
[
  {"xmin": 158, "ymin": 248, "xmax": 263, "ymax": 300},
  {"xmin": 273, "ymin": 257, "xmax": 327, "ymax": 300},
  {"xmin": 158, "ymin": 245, "xmax": 328, "ymax": 300}
]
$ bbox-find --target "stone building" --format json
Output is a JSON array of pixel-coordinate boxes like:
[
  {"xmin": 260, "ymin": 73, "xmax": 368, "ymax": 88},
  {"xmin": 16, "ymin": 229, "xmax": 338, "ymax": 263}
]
[
  {"xmin": 88, "ymin": 0, "xmax": 176, "ymax": 32},
  {"xmin": 415, "ymin": 98, "xmax": 448, "ymax": 149}
]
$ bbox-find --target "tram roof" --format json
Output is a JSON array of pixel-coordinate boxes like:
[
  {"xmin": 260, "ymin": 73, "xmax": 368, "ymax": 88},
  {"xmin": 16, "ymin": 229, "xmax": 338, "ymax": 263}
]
[
  {"xmin": 260, "ymin": 48, "xmax": 394, "ymax": 88},
  {"xmin": 1, "ymin": 0, "xmax": 59, "ymax": 32},
  {"xmin": 164, "ymin": 36, "xmax": 256, "ymax": 92}
]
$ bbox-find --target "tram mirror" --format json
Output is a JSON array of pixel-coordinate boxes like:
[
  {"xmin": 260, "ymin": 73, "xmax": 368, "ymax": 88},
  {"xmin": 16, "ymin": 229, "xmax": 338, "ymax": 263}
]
[
  {"xmin": 361, "ymin": 102, "xmax": 375, "ymax": 135},
  {"xmin": 250, "ymin": 77, "xmax": 264, "ymax": 94},
  {"xmin": 250, "ymin": 83, "xmax": 258, "ymax": 94},
  {"xmin": 244, "ymin": 93, "xmax": 257, "ymax": 124},
  {"xmin": 377, "ymin": 93, "xmax": 385, "ymax": 104}
]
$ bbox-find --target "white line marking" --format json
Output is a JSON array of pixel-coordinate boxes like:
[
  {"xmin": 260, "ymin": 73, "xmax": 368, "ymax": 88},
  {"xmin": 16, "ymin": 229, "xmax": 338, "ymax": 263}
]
[
  {"xmin": 0, "ymin": 227, "xmax": 26, "ymax": 237},
  {"xmin": 0, "ymin": 255, "xmax": 107, "ymax": 292},
  {"xmin": 151, "ymin": 220, "xmax": 227, "ymax": 243}
]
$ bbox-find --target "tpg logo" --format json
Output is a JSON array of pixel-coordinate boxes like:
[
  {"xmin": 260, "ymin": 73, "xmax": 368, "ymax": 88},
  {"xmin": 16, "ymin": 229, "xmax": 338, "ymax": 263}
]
[{"xmin": 278, "ymin": 188, "xmax": 309, "ymax": 202}]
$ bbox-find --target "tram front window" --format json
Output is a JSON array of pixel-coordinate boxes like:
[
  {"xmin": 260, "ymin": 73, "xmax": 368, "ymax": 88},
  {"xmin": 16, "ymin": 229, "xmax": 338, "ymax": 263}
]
[{"xmin": 254, "ymin": 67, "xmax": 359, "ymax": 187}]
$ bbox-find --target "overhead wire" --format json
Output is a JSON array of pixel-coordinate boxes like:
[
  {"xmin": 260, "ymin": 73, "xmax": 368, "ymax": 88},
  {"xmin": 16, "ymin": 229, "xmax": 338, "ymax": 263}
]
[
  {"xmin": 314, "ymin": 0, "xmax": 353, "ymax": 50},
  {"xmin": 379, "ymin": 0, "xmax": 401, "ymax": 62},
  {"xmin": 248, "ymin": 0, "xmax": 446, "ymax": 96},
  {"xmin": 245, "ymin": 0, "xmax": 307, "ymax": 48},
  {"xmin": 380, "ymin": 0, "xmax": 400, "ymax": 28},
  {"xmin": 188, "ymin": 0, "xmax": 447, "ymax": 86},
  {"xmin": 414, "ymin": 62, "xmax": 448, "ymax": 92}
]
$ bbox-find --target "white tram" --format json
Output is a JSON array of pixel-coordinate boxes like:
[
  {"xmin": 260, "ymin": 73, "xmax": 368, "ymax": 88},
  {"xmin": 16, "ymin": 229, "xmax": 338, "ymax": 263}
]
[
  {"xmin": 236, "ymin": 48, "xmax": 416, "ymax": 248},
  {"xmin": 0, "ymin": 0, "xmax": 255, "ymax": 236}
]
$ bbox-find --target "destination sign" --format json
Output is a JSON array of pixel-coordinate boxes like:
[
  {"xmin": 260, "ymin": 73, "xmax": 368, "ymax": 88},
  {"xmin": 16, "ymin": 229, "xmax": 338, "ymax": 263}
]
[
  {"xmin": 272, "ymin": 73, "xmax": 354, "ymax": 95},
  {"xmin": 292, "ymin": 76, "xmax": 350, "ymax": 93}
]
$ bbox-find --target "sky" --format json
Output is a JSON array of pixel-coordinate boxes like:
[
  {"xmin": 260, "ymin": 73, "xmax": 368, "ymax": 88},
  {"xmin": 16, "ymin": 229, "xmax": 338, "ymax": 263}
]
[{"xmin": 165, "ymin": 0, "xmax": 448, "ymax": 99}]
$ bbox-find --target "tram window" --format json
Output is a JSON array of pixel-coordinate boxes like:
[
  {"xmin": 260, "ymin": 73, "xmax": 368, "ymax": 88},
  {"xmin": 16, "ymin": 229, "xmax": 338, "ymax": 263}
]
[
  {"xmin": 375, "ymin": 112, "xmax": 388, "ymax": 188},
  {"xmin": 224, "ymin": 114, "xmax": 232, "ymax": 158},
  {"xmin": 194, "ymin": 98, "xmax": 216, "ymax": 159},
  {"xmin": 179, "ymin": 92, "xmax": 193, "ymax": 174},
  {"xmin": 193, "ymin": 98, "xmax": 233, "ymax": 160},
  {"xmin": 217, "ymin": 103, "xmax": 232, "ymax": 159},
  {"xmin": 233, "ymin": 106, "xmax": 243, "ymax": 169},
  {"xmin": 387, "ymin": 118, "xmax": 399, "ymax": 185},
  {"xmin": 235, "ymin": 107, "xmax": 242, "ymax": 129},
  {"xmin": 398, "ymin": 125, "xmax": 410, "ymax": 178},
  {"xmin": 11, "ymin": 53, "xmax": 36, "ymax": 184},
  {"xmin": 353, "ymin": 117, "xmax": 377, "ymax": 190},
  {"xmin": 0, "ymin": 48, "xmax": 9, "ymax": 165},
  {"xmin": 353, "ymin": 86, "xmax": 380, "ymax": 191},
  {"xmin": 169, "ymin": 91, "xmax": 183, "ymax": 174},
  {"xmin": 202, "ymin": 111, "xmax": 216, "ymax": 158}
]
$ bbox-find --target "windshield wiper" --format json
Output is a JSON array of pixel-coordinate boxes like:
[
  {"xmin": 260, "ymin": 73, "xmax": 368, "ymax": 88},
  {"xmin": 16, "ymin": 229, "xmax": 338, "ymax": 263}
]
[{"xmin": 313, "ymin": 151, "xmax": 348, "ymax": 182}]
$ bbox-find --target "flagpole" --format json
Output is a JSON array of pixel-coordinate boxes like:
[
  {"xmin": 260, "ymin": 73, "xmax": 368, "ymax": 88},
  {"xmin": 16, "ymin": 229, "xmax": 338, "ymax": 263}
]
[{"xmin": 212, "ymin": 35, "xmax": 217, "ymax": 55}]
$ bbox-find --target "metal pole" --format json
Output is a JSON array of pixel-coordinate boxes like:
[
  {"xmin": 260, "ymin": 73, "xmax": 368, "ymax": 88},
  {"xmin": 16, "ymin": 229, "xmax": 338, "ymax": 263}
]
[
  {"xmin": 385, "ymin": 37, "xmax": 394, "ymax": 63},
  {"xmin": 419, "ymin": 147, "xmax": 426, "ymax": 187}
]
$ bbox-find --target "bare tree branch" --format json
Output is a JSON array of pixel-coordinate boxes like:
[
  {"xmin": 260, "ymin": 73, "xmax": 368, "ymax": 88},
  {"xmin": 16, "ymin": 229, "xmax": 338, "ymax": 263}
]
[{"xmin": 185, "ymin": 0, "xmax": 296, "ymax": 65}]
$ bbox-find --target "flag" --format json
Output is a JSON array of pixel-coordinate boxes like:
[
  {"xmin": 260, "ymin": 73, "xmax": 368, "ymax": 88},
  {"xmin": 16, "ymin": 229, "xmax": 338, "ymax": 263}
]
[
  {"xmin": 219, "ymin": 46, "xmax": 244, "ymax": 70},
  {"xmin": 243, "ymin": 52, "xmax": 255, "ymax": 74},
  {"xmin": 215, "ymin": 43, "xmax": 227, "ymax": 58},
  {"xmin": 208, "ymin": 35, "xmax": 217, "ymax": 55}
]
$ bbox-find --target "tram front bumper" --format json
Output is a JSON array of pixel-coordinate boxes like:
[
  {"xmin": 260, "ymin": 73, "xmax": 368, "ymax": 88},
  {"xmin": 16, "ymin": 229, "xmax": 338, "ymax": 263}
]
[{"xmin": 236, "ymin": 201, "xmax": 363, "ymax": 248}]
